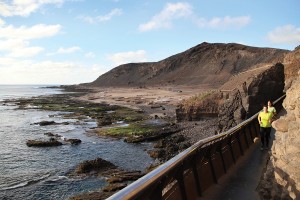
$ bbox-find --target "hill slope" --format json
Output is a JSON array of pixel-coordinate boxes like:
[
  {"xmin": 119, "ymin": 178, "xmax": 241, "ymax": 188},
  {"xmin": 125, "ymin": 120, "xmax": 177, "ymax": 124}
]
[{"xmin": 86, "ymin": 42, "xmax": 288, "ymax": 88}]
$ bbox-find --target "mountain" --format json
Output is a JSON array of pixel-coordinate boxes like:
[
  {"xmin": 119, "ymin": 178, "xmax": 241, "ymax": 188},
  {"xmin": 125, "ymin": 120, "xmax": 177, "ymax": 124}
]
[{"xmin": 85, "ymin": 42, "xmax": 289, "ymax": 88}]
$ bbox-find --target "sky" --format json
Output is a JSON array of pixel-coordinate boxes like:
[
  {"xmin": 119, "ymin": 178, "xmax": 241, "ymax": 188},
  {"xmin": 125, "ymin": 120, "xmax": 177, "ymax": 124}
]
[{"xmin": 0, "ymin": 0, "xmax": 299, "ymax": 85}]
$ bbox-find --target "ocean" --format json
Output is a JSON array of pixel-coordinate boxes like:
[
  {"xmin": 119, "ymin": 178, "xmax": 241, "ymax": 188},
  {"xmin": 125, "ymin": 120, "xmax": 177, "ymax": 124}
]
[{"xmin": 0, "ymin": 85, "xmax": 153, "ymax": 200}]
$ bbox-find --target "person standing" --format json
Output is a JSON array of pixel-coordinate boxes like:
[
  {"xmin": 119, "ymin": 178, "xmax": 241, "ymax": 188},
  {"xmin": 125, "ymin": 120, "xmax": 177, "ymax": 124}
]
[
  {"xmin": 258, "ymin": 105, "xmax": 273, "ymax": 150},
  {"xmin": 268, "ymin": 100, "xmax": 277, "ymax": 120}
]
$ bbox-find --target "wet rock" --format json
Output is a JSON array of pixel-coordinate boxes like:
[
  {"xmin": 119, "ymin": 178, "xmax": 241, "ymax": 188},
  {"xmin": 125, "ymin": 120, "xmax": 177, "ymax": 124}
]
[
  {"xmin": 26, "ymin": 139, "xmax": 62, "ymax": 147},
  {"xmin": 97, "ymin": 117, "xmax": 112, "ymax": 126},
  {"xmin": 75, "ymin": 158, "xmax": 116, "ymax": 174},
  {"xmin": 36, "ymin": 120, "xmax": 56, "ymax": 126},
  {"xmin": 102, "ymin": 183, "xmax": 127, "ymax": 192},
  {"xmin": 70, "ymin": 161, "xmax": 145, "ymax": 200},
  {"xmin": 44, "ymin": 132, "xmax": 62, "ymax": 137},
  {"xmin": 107, "ymin": 171, "xmax": 144, "ymax": 183},
  {"xmin": 64, "ymin": 138, "xmax": 82, "ymax": 145}
]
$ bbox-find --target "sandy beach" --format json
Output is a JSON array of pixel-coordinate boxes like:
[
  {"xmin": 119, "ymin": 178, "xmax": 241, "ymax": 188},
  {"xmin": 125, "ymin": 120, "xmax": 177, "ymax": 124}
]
[{"xmin": 77, "ymin": 85, "xmax": 215, "ymax": 118}]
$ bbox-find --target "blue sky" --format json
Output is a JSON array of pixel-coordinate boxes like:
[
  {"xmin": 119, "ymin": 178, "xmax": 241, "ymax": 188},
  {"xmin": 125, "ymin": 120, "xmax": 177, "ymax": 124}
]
[{"xmin": 0, "ymin": 0, "xmax": 299, "ymax": 85}]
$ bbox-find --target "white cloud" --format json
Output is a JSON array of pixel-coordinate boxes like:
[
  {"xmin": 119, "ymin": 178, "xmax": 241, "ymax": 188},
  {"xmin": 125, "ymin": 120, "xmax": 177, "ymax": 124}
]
[
  {"xmin": 78, "ymin": 8, "xmax": 122, "ymax": 24},
  {"xmin": 0, "ymin": 24, "xmax": 62, "ymax": 40},
  {"xmin": 267, "ymin": 25, "xmax": 300, "ymax": 45},
  {"xmin": 8, "ymin": 46, "xmax": 44, "ymax": 57},
  {"xmin": 0, "ymin": 39, "xmax": 43, "ymax": 57},
  {"xmin": 85, "ymin": 52, "xmax": 95, "ymax": 58},
  {"xmin": 139, "ymin": 2, "xmax": 192, "ymax": 32},
  {"xmin": 57, "ymin": 46, "xmax": 80, "ymax": 54},
  {"xmin": 107, "ymin": 50, "xmax": 147, "ymax": 65},
  {"xmin": 0, "ymin": 0, "xmax": 64, "ymax": 17},
  {"xmin": 139, "ymin": 3, "xmax": 250, "ymax": 31},
  {"xmin": 47, "ymin": 46, "xmax": 81, "ymax": 56},
  {"xmin": 0, "ymin": 18, "xmax": 5, "ymax": 26},
  {"xmin": 0, "ymin": 23, "xmax": 61, "ymax": 57},
  {"xmin": 0, "ymin": 57, "xmax": 105, "ymax": 84},
  {"xmin": 196, "ymin": 16, "xmax": 251, "ymax": 29}
]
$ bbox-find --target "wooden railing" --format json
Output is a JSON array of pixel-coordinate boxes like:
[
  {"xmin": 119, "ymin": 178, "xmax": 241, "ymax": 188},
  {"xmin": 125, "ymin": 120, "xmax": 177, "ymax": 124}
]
[{"xmin": 107, "ymin": 95, "xmax": 286, "ymax": 200}]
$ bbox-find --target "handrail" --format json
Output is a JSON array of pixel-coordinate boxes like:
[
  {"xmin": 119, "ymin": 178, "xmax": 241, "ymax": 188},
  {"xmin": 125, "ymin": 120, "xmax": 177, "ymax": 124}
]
[{"xmin": 107, "ymin": 94, "xmax": 286, "ymax": 200}]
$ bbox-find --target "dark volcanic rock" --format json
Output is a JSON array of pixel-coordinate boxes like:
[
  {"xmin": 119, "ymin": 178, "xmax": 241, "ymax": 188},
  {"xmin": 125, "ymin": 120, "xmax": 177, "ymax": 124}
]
[
  {"xmin": 75, "ymin": 158, "xmax": 116, "ymax": 174},
  {"xmin": 44, "ymin": 132, "xmax": 62, "ymax": 137},
  {"xmin": 26, "ymin": 139, "xmax": 62, "ymax": 147},
  {"xmin": 102, "ymin": 183, "xmax": 127, "ymax": 192},
  {"xmin": 36, "ymin": 120, "xmax": 56, "ymax": 126},
  {"xmin": 150, "ymin": 134, "xmax": 189, "ymax": 162},
  {"xmin": 107, "ymin": 171, "xmax": 144, "ymax": 183},
  {"xmin": 218, "ymin": 89, "xmax": 246, "ymax": 131},
  {"xmin": 64, "ymin": 138, "xmax": 82, "ymax": 145},
  {"xmin": 97, "ymin": 116, "xmax": 112, "ymax": 126}
]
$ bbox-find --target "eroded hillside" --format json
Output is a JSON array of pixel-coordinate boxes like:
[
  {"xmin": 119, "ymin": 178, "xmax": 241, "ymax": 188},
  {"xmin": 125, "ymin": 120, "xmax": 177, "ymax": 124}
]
[{"xmin": 85, "ymin": 42, "xmax": 288, "ymax": 88}]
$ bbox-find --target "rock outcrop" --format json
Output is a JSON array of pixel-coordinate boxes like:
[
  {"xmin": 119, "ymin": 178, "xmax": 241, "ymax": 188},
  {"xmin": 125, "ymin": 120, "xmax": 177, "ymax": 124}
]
[
  {"xmin": 258, "ymin": 47, "xmax": 300, "ymax": 199},
  {"xmin": 176, "ymin": 91, "xmax": 221, "ymax": 122},
  {"xmin": 283, "ymin": 45, "xmax": 300, "ymax": 90},
  {"xmin": 26, "ymin": 139, "xmax": 63, "ymax": 147},
  {"xmin": 176, "ymin": 63, "xmax": 285, "ymax": 132}
]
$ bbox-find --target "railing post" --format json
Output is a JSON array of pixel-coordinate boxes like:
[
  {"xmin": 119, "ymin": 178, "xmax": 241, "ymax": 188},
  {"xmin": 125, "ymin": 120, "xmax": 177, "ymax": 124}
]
[
  {"xmin": 242, "ymin": 127, "xmax": 249, "ymax": 148},
  {"xmin": 176, "ymin": 164, "xmax": 188, "ymax": 200},
  {"xmin": 208, "ymin": 149, "xmax": 218, "ymax": 184},
  {"xmin": 228, "ymin": 136, "xmax": 236, "ymax": 164},
  {"xmin": 218, "ymin": 144, "xmax": 227, "ymax": 174},
  {"xmin": 148, "ymin": 179, "xmax": 164, "ymax": 200},
  {"xmin": 192, "ymin": 154, "xmax": 202, "ymax": 197},
  {"xmin": 236, "ymin": 130, "xmax": 244, "ymax": 155},
  {"xmin": 253, "ymin": 120, "xmax": 260, "ymax": 137},
  {"xmin": 247, "ymin": 124, "xmax": 254, "ymax": 143}
]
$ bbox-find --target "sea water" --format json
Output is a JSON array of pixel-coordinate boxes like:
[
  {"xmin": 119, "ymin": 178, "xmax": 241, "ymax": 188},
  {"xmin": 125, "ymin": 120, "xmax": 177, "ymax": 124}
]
[{"xmin": 0, "ymin": 85, "xmax": 153, "ymax": 200}]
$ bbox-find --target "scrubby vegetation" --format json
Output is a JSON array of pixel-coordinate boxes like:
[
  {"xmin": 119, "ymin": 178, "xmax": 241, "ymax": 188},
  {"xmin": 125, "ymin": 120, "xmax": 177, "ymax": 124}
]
[{"xmin": 180, "ymin": 90, "xmax": 216, "ymax": 110}]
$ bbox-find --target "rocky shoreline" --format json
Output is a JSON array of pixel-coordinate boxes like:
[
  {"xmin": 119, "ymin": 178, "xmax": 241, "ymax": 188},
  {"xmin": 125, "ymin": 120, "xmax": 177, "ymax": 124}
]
[{"xmin": 2, "ymin": 85, "xmax": 219, "ymax": 199}]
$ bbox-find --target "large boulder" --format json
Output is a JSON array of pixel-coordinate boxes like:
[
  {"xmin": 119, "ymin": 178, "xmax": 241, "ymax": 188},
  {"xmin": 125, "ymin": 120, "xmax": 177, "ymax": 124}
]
[{"xmin": 75, "ymin": 158, "xmax": 116, "ymax": 174}]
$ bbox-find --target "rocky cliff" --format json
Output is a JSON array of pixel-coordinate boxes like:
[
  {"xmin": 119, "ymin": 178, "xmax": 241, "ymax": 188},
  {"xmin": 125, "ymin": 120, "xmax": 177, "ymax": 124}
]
[
  {"xmin": 176, "ymin": 63, "xmax": 285, "ymax": 132},
  {"xmin": 85, "ymin": 42, "xmax": 288, "ymax": 88},
  {"xmin": 258, "ymin": 47, "xmax": 300, "ymax": 199}
]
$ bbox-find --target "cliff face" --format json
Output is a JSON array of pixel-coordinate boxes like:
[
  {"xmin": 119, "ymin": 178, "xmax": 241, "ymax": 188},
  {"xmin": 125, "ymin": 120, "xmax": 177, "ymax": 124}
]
[
  {"xmin": 261, "ymin": 48, "xmax": 300, "ymax": 199},
  {"xmin": 258, "ymin": 47, "xmax": 300, "ymax": 199},
  {"xmin": 86, "ymin": 42, "xmax": 288, "ymax": 87},
  {"xmin": 176, "ymin": 63, "xmax": 285, "ymax": 132},
  {"xmin": 283, "ymin": 45, "xmax": 300, "ymax": 90}
]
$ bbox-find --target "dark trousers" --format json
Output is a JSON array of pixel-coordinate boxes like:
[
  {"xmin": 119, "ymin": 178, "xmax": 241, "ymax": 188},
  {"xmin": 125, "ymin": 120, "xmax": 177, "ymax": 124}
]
[{"xmin": 260, "ymin": 127, "xmax": 271, "ymax": 147}]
